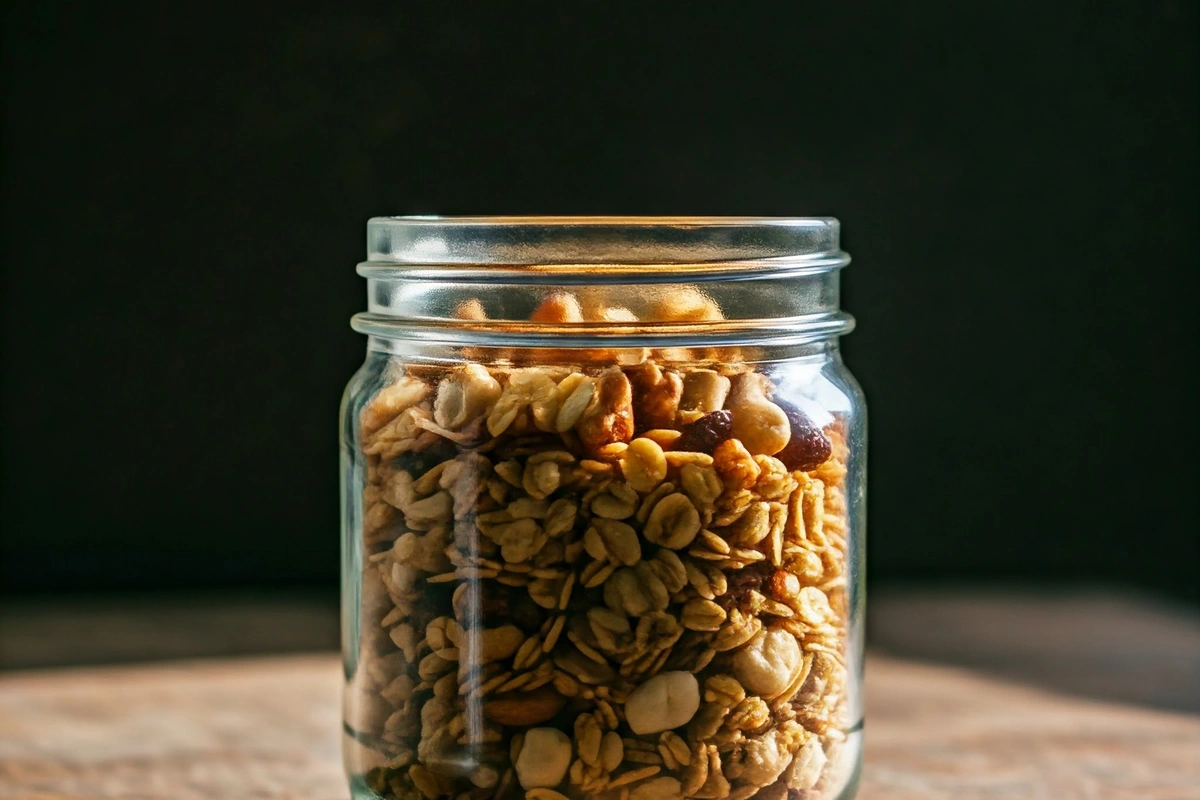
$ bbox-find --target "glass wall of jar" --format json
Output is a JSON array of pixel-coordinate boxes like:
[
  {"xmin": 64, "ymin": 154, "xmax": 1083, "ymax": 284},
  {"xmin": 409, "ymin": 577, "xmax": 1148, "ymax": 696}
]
[{"xmin": 341, "ymin": 218, "xmax": 866, "ymax": 800}]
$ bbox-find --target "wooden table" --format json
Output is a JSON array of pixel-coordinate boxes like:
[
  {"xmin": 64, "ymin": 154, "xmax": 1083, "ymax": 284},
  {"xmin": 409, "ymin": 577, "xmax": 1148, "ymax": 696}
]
[{"xmin": 2, "ymin": 591, "xmax": 1198, "ymax": 800}]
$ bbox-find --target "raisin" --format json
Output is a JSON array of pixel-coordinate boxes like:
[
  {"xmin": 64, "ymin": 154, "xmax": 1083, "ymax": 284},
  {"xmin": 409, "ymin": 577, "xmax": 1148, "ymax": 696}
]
[
  {"xmin": 775, "ymin": 401, "xmax": 832, "ymax": 471},
  {"xmin": 673, "ymin": 410, "xmax": 733, "ymax": 454},
  {"xmin": 716, "ymin": 561, "xmax": 776, "ymax": 612}
]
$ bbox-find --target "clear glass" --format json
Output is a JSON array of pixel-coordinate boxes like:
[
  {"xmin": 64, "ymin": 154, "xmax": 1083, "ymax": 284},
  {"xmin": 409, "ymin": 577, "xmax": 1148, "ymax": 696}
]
[{"xmin": 341, "ymin": 218, "xmax": 866, "ymax": 800}]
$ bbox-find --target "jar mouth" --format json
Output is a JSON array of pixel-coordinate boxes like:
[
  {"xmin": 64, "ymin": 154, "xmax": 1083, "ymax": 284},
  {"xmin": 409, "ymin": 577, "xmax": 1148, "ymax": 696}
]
[
  {"xmin": 365, "ymin": 215, "xmax": 843, "ymax": 273},
  {"xmin": 356, "ymin": 216, "xmax": 853, "ymax": 347}
]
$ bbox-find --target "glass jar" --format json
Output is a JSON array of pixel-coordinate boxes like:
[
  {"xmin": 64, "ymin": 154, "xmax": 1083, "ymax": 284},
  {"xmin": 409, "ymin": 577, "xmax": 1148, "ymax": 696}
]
[{"xmin": 341, "ymin": 218, "xmax": 866, "ymax": 800}]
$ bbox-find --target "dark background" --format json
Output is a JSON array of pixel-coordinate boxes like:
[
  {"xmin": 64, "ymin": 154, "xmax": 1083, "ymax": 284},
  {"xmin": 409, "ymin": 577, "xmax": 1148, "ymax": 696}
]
[{"xmin": 3, "ymin": 3, "xmax": 1196, "ymax": 603}]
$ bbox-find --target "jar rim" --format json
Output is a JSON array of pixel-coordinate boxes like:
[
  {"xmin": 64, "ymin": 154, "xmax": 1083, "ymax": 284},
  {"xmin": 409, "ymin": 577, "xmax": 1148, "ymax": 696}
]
[{"xmin": 366, "ymin": 215, "xmax": 841, "ymax": 269}]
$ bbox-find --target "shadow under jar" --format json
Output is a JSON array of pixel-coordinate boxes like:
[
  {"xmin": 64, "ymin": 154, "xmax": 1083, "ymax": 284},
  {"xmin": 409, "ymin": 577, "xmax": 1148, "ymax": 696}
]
[{"xmin": 341, "ymin": 218, "xmax": 866, "ymax": 800}]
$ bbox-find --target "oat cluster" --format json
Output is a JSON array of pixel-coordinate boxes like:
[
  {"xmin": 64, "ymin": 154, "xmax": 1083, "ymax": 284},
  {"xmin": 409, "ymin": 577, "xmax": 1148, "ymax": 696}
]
[{"xmin": 347, "ymin": 346, "xmax": 854, "ymax": 800}]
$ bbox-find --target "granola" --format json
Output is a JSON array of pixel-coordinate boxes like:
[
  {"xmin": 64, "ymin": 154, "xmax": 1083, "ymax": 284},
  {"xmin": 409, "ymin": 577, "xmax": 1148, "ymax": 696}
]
[{"xmin": 349, "ymin": 338, "xmax": 856, "ymax": 800}]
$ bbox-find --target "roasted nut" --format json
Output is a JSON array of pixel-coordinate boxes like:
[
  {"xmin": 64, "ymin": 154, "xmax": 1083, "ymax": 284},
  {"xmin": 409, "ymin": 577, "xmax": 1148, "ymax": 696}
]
[
  {"xmin": 679, "ymin": 370, "xmax": 731, "ymax": 414},
  {"xmin": 514, "ymin": 726, "xmax": 573, "ymax": 788},
  {"xmin": 731, "ymin": 628, "xmax": 802, "ymax": 696},
  {"xmin": 601, "ymin": 730, "xmax": 624, "ymax": 771},
  {"xmin": 577, "ymin": 367, "xmax": 635, "ymax": 456},
  {"xmin": 624, "ymin": 671, "xmax": 701, "ymax": 734},
  {"xmin": 484, "ymin": 686, "xmax": 567, "ymax": 726},
  {"xmin": 625, "ymin": 363, "xmax": 683, "ymax": 432},
  {"xmin": 650, "ymin": 288, "xmax": 723, "ymax": 322},
  {"xmin": 727, "ymin": 373, "xmax": 791, "ymax": 456},
  {"xmin": 713, "ymin": 438, "xmax": 761, "ymax": 490},
  {"xmin": 531, "ymin": 292, "xmax": 584, "ymax": 323},
  {"xmin": 465, "ymin": 625, "xmax": 526, "ymax": 664}
]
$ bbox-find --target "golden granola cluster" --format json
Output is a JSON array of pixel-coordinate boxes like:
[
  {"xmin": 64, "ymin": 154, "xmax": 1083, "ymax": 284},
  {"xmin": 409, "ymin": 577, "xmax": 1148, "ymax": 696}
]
[{"xmin": 347, "ymin": 305, "xmax": 853, "ymax": 800}]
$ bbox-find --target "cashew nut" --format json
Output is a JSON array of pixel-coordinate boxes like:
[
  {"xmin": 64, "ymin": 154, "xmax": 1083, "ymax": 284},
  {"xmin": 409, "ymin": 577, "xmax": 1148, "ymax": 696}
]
[
  {"xmin": 515, "ymin": 727, "xmax": 572, "ymax": 788},
  {"xmin": 726, "ymin": 373, "xmax": 791, "ymax": 456},
  {"xmin": 625, "ymin": 670, "xmax": 701, "ymax": 734}
]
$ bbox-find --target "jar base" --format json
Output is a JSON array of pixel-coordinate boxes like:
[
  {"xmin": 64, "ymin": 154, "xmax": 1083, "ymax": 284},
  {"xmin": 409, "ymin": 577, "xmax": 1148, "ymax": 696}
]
[{"xmin": 347, "ymin": 731, "xmax": 863, "ymax": 800}]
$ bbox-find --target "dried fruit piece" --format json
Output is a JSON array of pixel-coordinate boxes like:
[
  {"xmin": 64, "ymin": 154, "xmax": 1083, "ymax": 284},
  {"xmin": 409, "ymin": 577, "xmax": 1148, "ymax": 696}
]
[
  {"xmin": 672, "ymin": 410, "xmax": 733, "ymax": 454},
  {"xmin": 775, "ymin": 401, "xmax": 833, "ymax": 471}
]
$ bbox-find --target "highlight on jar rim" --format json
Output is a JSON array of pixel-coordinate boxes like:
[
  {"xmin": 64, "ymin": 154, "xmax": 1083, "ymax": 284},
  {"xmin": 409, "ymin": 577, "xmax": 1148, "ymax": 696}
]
[{"xmin": 341, "ymin": 216, "xmax": 866, "ymax": 800}]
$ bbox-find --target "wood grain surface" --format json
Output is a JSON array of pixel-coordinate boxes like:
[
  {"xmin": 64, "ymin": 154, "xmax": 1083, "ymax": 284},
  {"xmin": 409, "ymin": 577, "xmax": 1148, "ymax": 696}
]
[{"xmin": 1, "ymin": 593, "xmax": 1198, "ymax": 800}]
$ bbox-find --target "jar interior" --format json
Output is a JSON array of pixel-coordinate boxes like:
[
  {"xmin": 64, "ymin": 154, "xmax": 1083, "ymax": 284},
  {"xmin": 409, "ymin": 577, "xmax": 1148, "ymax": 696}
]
[{"xmin": 342, "ymin": 218, "xmax": 864, "ymax": 800}]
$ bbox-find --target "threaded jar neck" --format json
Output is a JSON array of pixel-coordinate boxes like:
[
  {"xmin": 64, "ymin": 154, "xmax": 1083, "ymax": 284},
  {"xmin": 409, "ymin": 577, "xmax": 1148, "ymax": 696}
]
[{"xmin": 352, "ymin": 216, "xmax": 853, "ymax": 348}]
